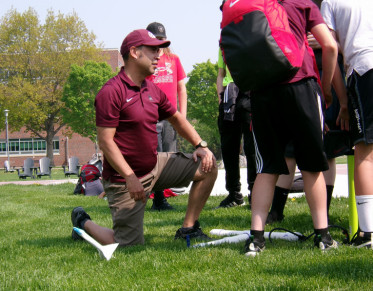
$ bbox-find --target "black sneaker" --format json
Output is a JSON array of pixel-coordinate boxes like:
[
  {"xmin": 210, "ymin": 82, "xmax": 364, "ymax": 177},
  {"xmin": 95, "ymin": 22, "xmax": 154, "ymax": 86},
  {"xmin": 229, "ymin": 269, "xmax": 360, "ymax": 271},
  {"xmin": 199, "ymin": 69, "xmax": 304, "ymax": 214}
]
[
  {"xmin": 71, "ymin": 207, "xmax": 91, "ymax": 241},
  {"xmin": 314, "ymin": 233, "xmax": 338, "ymax": 251},
  {"xmin": 266, "ymin": 212, "xmax": 285, "ymax": 224},
  {"xmin": 244, "ymin": 235, "xmax": 265, "ymax": 257},
  {"xmin": 174, "ymin": 220, "xmax": 211, "ymax": 241},
  {"xmin": 216, "ymin": 192, "xmax": 245, "ymax": 208},
  {"xmin": 151, "ymin": 198, "xmax": 174, "ymax": 211},
  {"xmin": 351, "ymin": 231, "xmax": 373, "ymax": 249}
]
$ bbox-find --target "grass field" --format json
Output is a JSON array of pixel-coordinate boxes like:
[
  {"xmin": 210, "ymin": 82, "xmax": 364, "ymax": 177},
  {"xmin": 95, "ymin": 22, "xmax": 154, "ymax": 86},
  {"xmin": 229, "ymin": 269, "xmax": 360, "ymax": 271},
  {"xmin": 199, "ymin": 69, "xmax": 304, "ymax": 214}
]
[{"xmin": 1, "ymin": 178, "xmax": 372, "ymax": 290}]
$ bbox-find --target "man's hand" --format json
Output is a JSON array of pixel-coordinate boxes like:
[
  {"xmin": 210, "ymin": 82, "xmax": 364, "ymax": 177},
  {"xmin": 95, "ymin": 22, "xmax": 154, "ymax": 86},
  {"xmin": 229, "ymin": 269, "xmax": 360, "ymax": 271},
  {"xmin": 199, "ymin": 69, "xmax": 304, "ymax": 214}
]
[
  {"xmin": 321, "ymin": 80, "xmax": 333, "ymax": 108},
  {"xmin": 126, "ymin": 173, "xmax": 146, "ymax": 203},
  {"xmin": 307, "ymin": 32, "xmax": 321, "ymax": 50},
  {"xmin": 193, "ymin": 147, "xmax": 217, "ymax": 173},
  {"xmin": 336, "ymin": 106, "xmax": 350, "ymax": 131}
]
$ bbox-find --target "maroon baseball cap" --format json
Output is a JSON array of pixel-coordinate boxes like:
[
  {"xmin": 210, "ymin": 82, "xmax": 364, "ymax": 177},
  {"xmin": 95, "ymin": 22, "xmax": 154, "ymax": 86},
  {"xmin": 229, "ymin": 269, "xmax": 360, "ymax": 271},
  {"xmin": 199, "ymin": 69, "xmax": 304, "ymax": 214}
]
[{"xmin": 120, "ymin": 29, "xmax": 171, "ymax": 56}]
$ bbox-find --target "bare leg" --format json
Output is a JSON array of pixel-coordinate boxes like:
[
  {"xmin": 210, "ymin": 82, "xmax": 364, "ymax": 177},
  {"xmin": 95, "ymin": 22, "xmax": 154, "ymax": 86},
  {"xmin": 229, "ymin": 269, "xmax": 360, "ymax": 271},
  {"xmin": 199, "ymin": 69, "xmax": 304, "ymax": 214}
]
[
  {"xmin": 276, "ymin": 157, "xmax": 296, "ymax": 189},
  {"xmin": 323, "ymin": 158, "xmax": 336, "ymax": 186},
  {"xmin": 251, "ymin": 173, "xmax": 279, "ymax": 230},
  {"xmin": 301, "ymin": 170, "xmax": 328, "ymax": 229},
  {"xmin": 182, "ymin": 165, "xmax": 218, "ymax": 228},
  {"xmin": 354, "ymin": 142, "xmax": 373, "ymax": 233},
  {"xmin": 84, "ymin": 220, "xmax": 115, "ymax": 245},
  {"xmin": 354, "ymin": 142, "xmax": 373, "ymax": 196}
]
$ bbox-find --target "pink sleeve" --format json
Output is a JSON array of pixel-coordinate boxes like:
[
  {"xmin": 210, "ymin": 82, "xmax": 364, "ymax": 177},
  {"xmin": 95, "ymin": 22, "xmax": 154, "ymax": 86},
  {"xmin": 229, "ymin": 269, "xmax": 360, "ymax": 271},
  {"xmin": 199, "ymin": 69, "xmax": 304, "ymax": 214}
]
[{"xmin": 174, "ymin": 55, "xmax": 187, "ymax": 82}]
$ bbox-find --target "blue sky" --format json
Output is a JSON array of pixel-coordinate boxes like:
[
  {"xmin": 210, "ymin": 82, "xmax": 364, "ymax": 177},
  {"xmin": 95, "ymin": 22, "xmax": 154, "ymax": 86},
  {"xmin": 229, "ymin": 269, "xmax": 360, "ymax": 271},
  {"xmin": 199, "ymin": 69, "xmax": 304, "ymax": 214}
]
[{"xmin": 2, "ymin": 0, "xmax": 223, "ymax": 75}]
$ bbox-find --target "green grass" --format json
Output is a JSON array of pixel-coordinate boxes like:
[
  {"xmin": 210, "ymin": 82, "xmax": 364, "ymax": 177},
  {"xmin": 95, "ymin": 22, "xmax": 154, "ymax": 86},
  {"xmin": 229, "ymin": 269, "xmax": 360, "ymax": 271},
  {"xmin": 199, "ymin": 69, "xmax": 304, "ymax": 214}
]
[{"xmin": 1, "ymin": 182, "xmax": 372, "ymax": 290}]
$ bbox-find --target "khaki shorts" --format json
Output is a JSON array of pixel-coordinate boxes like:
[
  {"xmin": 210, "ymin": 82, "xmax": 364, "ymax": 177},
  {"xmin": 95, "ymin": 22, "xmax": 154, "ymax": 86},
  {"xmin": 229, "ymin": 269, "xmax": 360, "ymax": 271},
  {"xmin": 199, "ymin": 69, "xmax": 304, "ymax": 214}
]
[{"xmin": 103, "ymin": 152, "xmax": 200, "ymax": 246}]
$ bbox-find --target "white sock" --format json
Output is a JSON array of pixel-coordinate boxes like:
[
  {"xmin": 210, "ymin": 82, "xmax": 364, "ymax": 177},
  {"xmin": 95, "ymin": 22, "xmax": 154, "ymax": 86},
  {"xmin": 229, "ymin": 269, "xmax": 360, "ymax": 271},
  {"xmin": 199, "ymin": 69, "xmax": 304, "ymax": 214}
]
[{"xmin": 356, "ymin": 195, "xmax": 373, "ymax": 233}]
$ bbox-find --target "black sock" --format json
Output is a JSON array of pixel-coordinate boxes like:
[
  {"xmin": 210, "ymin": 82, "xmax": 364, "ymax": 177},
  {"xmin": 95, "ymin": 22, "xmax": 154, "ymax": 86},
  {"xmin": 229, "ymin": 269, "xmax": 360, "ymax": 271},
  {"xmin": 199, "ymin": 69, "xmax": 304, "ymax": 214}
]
[
  {"xmin": 326, "ymin": 185, "xmax": 334, "ymax": 217},
  {"xmin": 153, "ymin": 190, "xmax": 165, "ymax": 204},
  {"xmin": 80, "ymin": 218, "xmax": 89, "ymax": 230},
  {"xmin": 250, "ymin": 229, "xmax": 265, "ymax": 245},
  {"xmin": 269, "ymin": 186, "xmax": 289, "ymax": 215},
  {"xmin": 314, "ymin": 228, "xmax": 332, "ymax": 242}
]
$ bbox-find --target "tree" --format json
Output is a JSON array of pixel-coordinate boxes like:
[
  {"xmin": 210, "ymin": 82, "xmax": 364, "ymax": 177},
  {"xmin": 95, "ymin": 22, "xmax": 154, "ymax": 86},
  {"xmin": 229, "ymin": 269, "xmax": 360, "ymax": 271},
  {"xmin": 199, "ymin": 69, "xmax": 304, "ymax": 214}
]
[
  {"xmin": 183, "ymin": 60, "xmax": 220, "ymax": 157},
  {"xmin": 61, "ymin": 61, "xmax": 115, "ymax": 141},
  {"xmin": 0, "ymin": 8, "xmax": 104, "ymax": 164}
]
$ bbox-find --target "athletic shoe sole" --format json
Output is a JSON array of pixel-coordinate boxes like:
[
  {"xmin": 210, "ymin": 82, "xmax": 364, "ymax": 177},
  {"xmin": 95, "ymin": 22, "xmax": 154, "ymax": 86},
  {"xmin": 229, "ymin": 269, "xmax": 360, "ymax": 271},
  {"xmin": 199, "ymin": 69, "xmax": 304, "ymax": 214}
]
[{"xmin": 215, "ymin": 201, "xmax": 246, "ymax": 209}]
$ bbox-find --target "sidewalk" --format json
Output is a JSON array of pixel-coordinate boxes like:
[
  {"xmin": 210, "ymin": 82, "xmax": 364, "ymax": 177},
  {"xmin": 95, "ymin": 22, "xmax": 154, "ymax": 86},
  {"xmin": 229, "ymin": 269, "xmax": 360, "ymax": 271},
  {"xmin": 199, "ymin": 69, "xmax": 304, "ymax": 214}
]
[
  {"xmin": 0, "ymin": 164, "xmax": 349, "ymax": 198},
  {"xmin": 0, "ymin": 178, "xmax": 78, "ymax": 186},
  {"xmin": 187, "ymin": 163, "xmax": 349, "ymax": 198}
]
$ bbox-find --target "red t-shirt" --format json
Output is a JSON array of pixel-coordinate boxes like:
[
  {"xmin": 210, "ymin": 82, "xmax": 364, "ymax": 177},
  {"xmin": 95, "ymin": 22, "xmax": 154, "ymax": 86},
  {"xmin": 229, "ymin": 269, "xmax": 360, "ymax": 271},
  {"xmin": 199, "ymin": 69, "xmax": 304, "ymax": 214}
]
[
  {"xmin": 147, "ymin": 53, "xmax": 186, "ymax": 109},
  {"xmin": 95, "ymin": 67, "xmax": 177, "ymax": 182},
  {"xmin": 281, "ymin": 0, "xmax": 325, "ymax": 83}
]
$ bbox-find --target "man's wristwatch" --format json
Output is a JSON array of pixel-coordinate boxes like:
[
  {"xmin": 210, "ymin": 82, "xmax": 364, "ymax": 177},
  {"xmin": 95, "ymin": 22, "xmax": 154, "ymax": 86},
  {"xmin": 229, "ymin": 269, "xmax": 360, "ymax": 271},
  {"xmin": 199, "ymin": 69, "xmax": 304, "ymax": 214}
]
[{"xmin": 195, "ymin": 140, "xmax": 208, "ymax": 149}]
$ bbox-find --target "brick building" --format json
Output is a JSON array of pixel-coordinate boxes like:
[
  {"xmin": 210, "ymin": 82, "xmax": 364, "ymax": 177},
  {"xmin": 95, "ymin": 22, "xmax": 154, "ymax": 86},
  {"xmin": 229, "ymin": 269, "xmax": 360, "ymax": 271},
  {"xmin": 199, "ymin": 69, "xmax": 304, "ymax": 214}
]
[{"xmin": 0, "ymin": 49, "xmax": 124, "ymax": 168}]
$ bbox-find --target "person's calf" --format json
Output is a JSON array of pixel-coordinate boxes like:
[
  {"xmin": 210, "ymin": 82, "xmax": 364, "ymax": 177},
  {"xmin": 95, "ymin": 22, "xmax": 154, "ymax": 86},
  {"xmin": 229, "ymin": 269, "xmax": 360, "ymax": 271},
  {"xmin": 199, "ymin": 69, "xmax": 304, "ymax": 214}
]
[
  {"xmin": 84, "ymin": 220, "xmax": 116, "ymax": 245},
  {"xmin": 183, "ymin": 167, "xmax": 217, "ymax": 227}
]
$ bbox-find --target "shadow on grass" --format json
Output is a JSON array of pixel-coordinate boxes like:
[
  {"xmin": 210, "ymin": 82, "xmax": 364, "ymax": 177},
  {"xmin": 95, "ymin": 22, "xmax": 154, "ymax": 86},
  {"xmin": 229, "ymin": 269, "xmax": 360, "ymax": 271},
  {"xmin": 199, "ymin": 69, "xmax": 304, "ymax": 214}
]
[{"xmin": 260, "ymin": 252, "xmax": 373, "ymax": 284}]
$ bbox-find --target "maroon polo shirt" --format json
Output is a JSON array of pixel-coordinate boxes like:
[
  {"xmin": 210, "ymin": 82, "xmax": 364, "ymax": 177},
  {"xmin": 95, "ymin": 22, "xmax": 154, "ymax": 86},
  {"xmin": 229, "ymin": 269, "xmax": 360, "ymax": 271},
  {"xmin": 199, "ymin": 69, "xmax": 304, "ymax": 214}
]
[
  {"xmin": 281, "ymin": 0, "xmax": 325, "ymax": 83},
  {"xmin": 95, "ymin": 67, "xmax": 177, "ymax": 182}
]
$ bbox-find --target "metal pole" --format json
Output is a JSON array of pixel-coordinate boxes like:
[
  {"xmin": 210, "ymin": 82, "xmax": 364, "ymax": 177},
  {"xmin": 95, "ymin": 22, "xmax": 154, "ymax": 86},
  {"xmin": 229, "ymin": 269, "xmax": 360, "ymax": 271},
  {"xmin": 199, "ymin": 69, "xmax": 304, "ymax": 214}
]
[
  {"xmin": 348, "ymin": 154, "xmax": 358, "ymax": 240},
  {"xmin": 4, "ymin": 109, "xmax": 9, "ymax": 164},
  {"xmin": 66, "ymin": 136, "xmax": 69, "ymax": 161}
]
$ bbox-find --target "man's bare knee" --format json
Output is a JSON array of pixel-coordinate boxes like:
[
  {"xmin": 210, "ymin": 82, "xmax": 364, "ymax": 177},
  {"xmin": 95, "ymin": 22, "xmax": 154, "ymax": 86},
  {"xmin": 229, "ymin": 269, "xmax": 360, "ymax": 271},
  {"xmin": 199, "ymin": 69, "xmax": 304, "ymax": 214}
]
[{"xmin": 193, "ymin": 164, "xmax": 218, "ymax": 182}]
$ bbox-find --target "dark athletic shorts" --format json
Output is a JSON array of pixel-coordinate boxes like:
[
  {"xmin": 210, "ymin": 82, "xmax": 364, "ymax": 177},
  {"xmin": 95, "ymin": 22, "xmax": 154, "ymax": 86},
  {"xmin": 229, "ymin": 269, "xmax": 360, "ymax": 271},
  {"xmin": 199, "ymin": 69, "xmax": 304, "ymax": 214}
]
[
  {"xmin": 285, "ymin": 130, "xmax": 351, "ymax": 160},
  {"xmin": 347, "ymin": 69, "xmax": 373, "ymax": 145},
  {"xmin": 251, "ymin": 78, "xmax": 328, "ymax": 174},
  {"xmin": 283, "ymin": 81, "xmax": 351, "ymax": 160},
  {"xmin": 103, "ymin": 152, "xmax": 200, "ymax": 246}
]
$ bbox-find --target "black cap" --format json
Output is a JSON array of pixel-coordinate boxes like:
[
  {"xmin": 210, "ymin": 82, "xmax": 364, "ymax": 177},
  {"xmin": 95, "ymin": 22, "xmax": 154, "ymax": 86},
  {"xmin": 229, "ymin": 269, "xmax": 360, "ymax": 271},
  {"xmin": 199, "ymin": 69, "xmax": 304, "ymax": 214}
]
[
  {"xmin": 146, "ymin": 22, "xmax": 167, "ymax": 39},
  {"xmin": 220, "ymin": 0, "xmax": 226, "ymax": 11}
]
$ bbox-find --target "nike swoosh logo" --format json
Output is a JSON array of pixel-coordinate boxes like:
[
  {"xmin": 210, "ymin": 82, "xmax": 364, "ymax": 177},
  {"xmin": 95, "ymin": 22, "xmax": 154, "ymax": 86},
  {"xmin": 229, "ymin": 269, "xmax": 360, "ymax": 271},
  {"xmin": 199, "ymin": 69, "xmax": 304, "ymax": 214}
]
[
  {"xmin": 126, "ymin": 98, "xmax": 134, "ymax": 102},
  {"xmin": 357, "ymin": 202, "xmax": 368, "ymax": 205},
  {"xmin": 229, "ymin": 0, "xmax": 241, "ymax": 8}
]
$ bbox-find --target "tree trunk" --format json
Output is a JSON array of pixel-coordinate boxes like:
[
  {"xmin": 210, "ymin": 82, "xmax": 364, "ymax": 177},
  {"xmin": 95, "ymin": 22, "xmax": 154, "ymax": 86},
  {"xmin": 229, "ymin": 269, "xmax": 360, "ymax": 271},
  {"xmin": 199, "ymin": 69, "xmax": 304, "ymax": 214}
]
[{"xmin": 46, "ymin": 132, "xmax": 55, "ymax": 166}]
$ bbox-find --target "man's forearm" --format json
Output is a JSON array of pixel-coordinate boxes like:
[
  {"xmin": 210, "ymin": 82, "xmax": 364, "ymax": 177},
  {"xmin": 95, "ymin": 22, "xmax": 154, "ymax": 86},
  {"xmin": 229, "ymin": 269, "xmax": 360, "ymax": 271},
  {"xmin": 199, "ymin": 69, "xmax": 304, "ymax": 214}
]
[
  {"xmin": 332, "ymin": 63, "xmax": 348, "ymax": 109},
  {"xmin": 100, "ymin": 140, "xmax": 135, "ymax": 179},
  {"xmin": 168, "ymin": 112, "xmax": 202, "ymax": 148}
]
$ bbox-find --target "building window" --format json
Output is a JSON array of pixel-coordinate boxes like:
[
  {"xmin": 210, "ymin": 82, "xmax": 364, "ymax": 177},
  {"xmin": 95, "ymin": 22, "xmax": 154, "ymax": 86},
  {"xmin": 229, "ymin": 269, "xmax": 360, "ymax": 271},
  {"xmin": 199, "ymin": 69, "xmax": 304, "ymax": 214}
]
[{"xmin": 0, "ymin": 137, "xmax": 60, "ymax": 156}]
